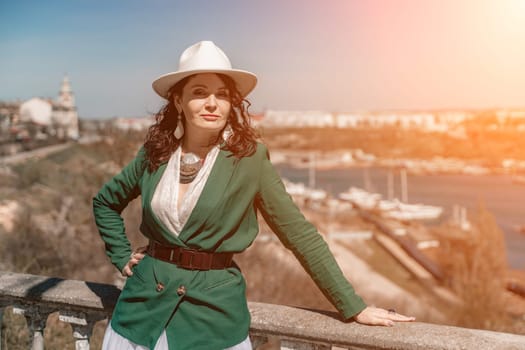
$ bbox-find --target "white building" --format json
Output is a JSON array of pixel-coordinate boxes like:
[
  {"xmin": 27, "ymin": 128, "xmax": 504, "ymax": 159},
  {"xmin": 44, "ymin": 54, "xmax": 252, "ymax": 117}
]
[
  {"xmin": 112, "ymin": 116, "xmax": 155, "ymax": 131},
  {"xmin": 16, "ymin": 75, "xmax": 80, "ymax": 140},
  {"xmin": 335, "ymin": 113, "xmax": 365, "ymax": 128},
  {"xmin": 261, "ymin": 110, "xmax": 335, "ymax": 128},
  {"xmin": 53, "ymin": 75, "xmax": 79, "ymax": 140},
  {"xmin": 19, "ymin": 98, "xmax": 53, "ymax": 125},
  {"xmin": 262, "ymin": 109, "xmax": 474, "ymax": 132}
]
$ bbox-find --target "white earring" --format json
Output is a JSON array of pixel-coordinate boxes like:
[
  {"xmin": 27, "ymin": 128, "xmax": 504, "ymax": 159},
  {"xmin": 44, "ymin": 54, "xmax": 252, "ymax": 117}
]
[
  {"xmin": 222, "ymin": 124, "xmax": 232, "ymax": 141},
  {"xmin": 174, "ymin": 117, "xmax": 184, "ymax": 139}
]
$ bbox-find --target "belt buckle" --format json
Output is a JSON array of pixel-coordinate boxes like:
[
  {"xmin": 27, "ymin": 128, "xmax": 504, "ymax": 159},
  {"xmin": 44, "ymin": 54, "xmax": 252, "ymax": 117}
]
[
  {"xmin": 169, "ymin": 248, "xmax": 175, "ymax": 262},
  {"xmin": 166, "ymin": 247, "xmax": 182, "ymax": 264}
]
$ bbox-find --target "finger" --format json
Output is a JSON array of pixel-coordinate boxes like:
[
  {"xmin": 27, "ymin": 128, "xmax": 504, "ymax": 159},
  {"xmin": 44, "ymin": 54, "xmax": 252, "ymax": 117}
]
[
  {"xmin": 379, "ymin": 309, "xmax": 415, "ymax": 321},
  {"xmin": 127, "ymin": 257, "xmax": 141, "ymax": 271},
  {"xmin": 372, "ymin": 317, "xmax": 395, "ymax": 326},
  {"xmin": 355, "ymin": 313, "xmax": 393, "ymax": 326},
  {"xmin": 122, "ymin": 265, "xmax": 133, "ymax": 277},
  {"xmin": 129, "ymin": 258, "xmax": 143, "ymax": 267},
  {"xmin": 389, "ymin": 314, "xmax": 416, "ymax": 322},
  {"xmin": 362, "ymin": 316, "xmax": 395, "ymax": 327},
  {"xmin": 130, "ymin": 253, "xmax": 146, "ymax": 262},
  {"xmin": 368, "ymin": 309, "xmax": 415, "ymax": 323},
  {"xmin": 383, "ymin": 319, "xmax": 395, "ymax": 327}
]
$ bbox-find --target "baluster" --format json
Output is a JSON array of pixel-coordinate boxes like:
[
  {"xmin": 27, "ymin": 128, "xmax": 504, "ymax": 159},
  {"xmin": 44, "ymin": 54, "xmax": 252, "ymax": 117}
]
[
  {"xmin": 280, "ymin": 339, "xmax": 331, "ymax": 350},
  {"xmin": 251, "ymin": 334, "xmax": 268, "ymax": 349},
  {"xmin": 251, "ymin": 334, "xmax": 282, "ymax": 349},
  {"xmin": 0, "ymin": 306, "xmax": 4, "ymax": 350},
  {"xmin": 59, "ymin": 310, "xmax": 104, "ymax": 350},
  {"xmin": 12, "ymin": 305, "xmax": 51, "ymax": 350}
]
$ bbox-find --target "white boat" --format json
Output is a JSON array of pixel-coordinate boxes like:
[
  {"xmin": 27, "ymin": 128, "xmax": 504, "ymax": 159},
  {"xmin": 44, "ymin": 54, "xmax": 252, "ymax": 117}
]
[
  {"xmin": 283, "ymin": 179, "xmax": 328, "ymax": 201},
  {"xmin": 384, "ymin": 202, "xmax": 443, "ymax": 221},
  {"xmin": 283, "ymin": 179, "xmax": 306, "ymax": 195},
  {"xmin": 338, "ymin": 187, "xmax": 381, "ymax": 210},
  {"xmin": 338, "ymin": 187, "xmax": 443, "ymax": 220}
]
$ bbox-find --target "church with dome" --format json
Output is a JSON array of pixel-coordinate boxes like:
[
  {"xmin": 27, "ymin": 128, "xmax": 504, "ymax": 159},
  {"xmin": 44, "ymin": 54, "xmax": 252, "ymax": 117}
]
[{"xmin": 0, "ymin": 76, "xmax": 80, "ymax": 146}]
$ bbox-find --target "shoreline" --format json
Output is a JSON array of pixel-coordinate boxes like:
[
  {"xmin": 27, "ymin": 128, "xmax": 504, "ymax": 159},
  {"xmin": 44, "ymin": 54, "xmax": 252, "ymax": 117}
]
[
  {"xmin": 269, "ymin": 148, "xmax": 525, "ymax": 176},
  {"xmin": 276, "ymin": 162, "xmax": 525, "ymax": 270}
]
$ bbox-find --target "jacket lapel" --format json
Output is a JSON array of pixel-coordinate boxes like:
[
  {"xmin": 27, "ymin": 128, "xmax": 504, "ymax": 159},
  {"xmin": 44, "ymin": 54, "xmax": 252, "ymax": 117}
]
[
  {"xmin": 177, "ymin": 149, "xmax": 237, "ymax": 243},
  {"xmin": 141, "ymin": 162, "xmax": 185, "ymax": 245}
]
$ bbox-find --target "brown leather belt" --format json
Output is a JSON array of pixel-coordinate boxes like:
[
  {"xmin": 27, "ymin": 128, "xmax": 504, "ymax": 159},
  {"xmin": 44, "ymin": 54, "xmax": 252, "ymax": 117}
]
[{"xmin": 147, "ymin": 241, "xmax": 234, "ymax": 270}]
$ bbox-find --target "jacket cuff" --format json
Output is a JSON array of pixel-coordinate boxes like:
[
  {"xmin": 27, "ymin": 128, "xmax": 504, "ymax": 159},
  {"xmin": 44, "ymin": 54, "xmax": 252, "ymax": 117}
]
[
  {"xmin": 114, "ymin": 255, "xmax": 131, "ymax": 274},
  {"xmin": 341, "ymin": 298, "xmax": 367, "ymax": 320}
]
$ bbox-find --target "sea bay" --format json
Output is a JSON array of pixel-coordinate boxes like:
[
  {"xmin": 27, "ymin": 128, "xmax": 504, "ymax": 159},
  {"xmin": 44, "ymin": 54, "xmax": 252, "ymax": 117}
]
[{"xmin": 276, "ymin": 164, "xmax": 525, "ymax": 270}]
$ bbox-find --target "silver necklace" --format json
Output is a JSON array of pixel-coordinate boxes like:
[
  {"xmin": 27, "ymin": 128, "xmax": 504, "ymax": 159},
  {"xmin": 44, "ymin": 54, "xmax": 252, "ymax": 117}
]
[{"xmin": 180, "ymin": 152, "xmax": 203, "ymax": 184}]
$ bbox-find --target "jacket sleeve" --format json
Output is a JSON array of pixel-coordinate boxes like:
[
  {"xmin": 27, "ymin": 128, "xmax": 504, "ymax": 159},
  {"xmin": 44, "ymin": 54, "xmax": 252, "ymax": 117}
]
[
  {"xmin": 92, "ymin": 146, "xmax": 147, "ymax": 272},
  {"xmin": 255, "ymin": 144, "xmax": 367, "ymax": 320}
]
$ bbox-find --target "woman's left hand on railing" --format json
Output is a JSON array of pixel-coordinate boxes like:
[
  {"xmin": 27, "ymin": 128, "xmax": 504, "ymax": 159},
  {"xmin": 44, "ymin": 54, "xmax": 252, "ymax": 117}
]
[{"xmin": 353, "ymin": 306, "xmax": 416, "ymax": 326}]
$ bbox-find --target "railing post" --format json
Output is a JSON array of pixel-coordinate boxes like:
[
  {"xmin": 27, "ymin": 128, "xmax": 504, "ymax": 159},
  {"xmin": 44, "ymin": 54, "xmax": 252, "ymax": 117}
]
[
  {"xmin": 251, "ymin": 334, "xmax": 268, "ymax": 348},
  {"xmin": 12, "ymin": 305, "xmax": 51, "ymax": 350},
  {"xmin": 59, "ymin": 310, "xmax": 104, "ymax": 350},
  {"xmin": 251, "ymin": 334, "xmax": 282, "ymax": 349},
  {"xmin": 250, "ymin": 334, "xmax": 332, "ymax": 350},
  {"xmin": 280, "ymin": 339, "xmax": 331, "ymax": 350},
  {"xmin": 0, "ymin": 307, "xmax": 4, "ymax": 350}
]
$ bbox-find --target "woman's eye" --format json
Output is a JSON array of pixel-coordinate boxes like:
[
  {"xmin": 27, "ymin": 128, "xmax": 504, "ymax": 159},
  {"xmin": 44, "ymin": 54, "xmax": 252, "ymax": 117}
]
[
  {"xmin": 217, "ymin": 91, "xmax": 230, "ymax": 98},
  {"xmin": 193, "ymin": 88, "xmax": 207, "ymax": 96}
]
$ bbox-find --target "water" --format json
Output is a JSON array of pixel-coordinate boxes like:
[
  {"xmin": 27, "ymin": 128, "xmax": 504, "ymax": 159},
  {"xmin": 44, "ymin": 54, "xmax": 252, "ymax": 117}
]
[{"xmin": 276, "ymin": 165, "xmax": 525, "ymax": 270}]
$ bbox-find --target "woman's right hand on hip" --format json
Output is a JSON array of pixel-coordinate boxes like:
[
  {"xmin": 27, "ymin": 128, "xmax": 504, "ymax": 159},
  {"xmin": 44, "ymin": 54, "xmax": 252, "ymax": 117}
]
[{"xmin": 121, "ymin": 246, "xmax": 148, "ymax": 277}]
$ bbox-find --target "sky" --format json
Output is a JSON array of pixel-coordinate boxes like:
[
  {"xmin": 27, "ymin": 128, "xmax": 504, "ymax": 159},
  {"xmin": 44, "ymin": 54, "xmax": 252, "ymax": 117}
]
[{"xmin": 1, "ymin": 0, "xmax": 525, "ymax": 119}]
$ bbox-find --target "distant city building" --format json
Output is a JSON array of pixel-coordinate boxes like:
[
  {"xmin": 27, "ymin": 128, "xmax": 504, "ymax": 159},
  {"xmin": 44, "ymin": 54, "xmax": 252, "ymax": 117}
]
[
  {"xmin": 53, "ymin": 75, "xmax": 79, "ymax": 140},
  {"xmin": 0, "ymin": 75, "xmax": 80, "ymax": 142},
  {"xmin": 259, "ymin": 109, "xmax": 523, "ymax": 133},
  {"xmin": 111, "ymin": 116, "xmax": 155, "ymax": 131},
  {"xmin": 19, "ymin": 97, "xmax": 53, "ymax": 125},
  {"xmin": 0, "ymin": 101, "xmax": 21, "ymax": 126},
  {"xmin": 261, "ymin": 110, "xmax": 335, "ymax": 128},
  {"xmin": 496, "ymin": 109, "xmax": 525, "ymax": 120}
]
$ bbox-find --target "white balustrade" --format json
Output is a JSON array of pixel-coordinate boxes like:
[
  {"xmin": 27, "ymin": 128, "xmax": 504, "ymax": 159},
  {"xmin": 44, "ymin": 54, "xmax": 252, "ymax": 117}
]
[{"xmin": 1, "ymin": 271, "xmax": 524, "ymax": 350}]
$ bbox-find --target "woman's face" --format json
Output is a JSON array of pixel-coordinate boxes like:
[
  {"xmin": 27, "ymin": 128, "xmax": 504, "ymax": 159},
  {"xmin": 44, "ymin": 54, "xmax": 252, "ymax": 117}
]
[{"xmin": 174, "ymin": 73, "xmax": 231, "ymax": 137}]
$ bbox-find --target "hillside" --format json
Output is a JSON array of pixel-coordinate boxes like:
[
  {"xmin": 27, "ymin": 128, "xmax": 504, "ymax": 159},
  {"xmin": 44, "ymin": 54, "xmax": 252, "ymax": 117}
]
[
  {"xmin": 260, "ymin": 127, "xmax": 525, "ymax": 167},
  {"xmin": 0, "ymin": 129, "xmax": 523, "ymax": 347}
]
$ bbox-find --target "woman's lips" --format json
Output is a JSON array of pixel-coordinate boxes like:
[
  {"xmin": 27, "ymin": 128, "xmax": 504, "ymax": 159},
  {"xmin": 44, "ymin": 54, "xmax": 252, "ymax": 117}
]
[{"xmin": 201, "ymin": 114, "xmax": 220, "ymax": 121}]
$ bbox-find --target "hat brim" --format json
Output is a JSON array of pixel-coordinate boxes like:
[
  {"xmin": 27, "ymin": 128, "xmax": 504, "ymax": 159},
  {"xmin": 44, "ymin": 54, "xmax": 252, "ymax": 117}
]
[{"xmin": 152, "ymin": 69, "xmax": 257, "ymax": 100}]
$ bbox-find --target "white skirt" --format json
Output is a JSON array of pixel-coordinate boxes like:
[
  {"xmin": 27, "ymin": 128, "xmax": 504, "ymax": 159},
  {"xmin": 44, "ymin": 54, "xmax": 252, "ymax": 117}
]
[{"xmin": 102, "ymin": 322, "xmax": 252, "ymax": 350}]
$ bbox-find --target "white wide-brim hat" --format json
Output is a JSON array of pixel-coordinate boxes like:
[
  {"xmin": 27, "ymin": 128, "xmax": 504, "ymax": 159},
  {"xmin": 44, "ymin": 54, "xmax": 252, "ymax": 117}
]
[{"xmin": 152, "ymin": 40, "xmax": 257, "ymax": 100}]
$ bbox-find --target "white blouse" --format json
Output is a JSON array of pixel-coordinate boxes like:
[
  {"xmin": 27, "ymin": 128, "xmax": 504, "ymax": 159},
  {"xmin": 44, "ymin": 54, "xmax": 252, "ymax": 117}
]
[{"xmin": 151, "ymin": 145, "xmax": 220, "ymax": 236}]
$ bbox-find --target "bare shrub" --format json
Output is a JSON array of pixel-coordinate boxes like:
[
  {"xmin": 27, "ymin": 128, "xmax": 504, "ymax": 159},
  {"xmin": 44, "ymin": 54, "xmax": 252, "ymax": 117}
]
[{"xmin": 433, "ymin": 206, "xmax": 522, "ymax": 333}]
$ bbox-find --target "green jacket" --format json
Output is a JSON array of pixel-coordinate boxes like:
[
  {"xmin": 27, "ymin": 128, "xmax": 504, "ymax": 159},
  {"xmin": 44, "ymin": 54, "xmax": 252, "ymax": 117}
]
[{"xmin": 93, "ymin": 142, "xmax": 366, "ymax": 350}]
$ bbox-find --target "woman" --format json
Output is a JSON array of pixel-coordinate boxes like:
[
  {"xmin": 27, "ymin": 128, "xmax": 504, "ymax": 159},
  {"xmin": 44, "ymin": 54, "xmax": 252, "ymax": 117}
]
[{"xmin": 93, "ymin": 40, "xmax": 414, "ymax": 350}]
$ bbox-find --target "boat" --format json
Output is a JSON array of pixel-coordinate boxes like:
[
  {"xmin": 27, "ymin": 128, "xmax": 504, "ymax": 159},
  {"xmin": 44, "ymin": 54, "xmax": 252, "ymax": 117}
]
[
  {"xmin": 338, "ymin": 187, "xmax": 443, "ymax": 220},
  {"xmin": 338, "ymin": 187, "xmax": 381, "ymax": 210},
  {"xmin": 283, "ymin": 179, "xmax": 328, "ymax": 201},
  {"xmin": 383, "ymin": 200, "xmax": 443, "ymax": 221}
]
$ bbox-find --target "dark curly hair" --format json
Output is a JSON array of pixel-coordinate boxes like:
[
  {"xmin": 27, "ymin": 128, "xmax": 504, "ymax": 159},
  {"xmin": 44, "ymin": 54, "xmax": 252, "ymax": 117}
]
[{"xmin": 143, "ymin": 73, "xmax": 259, "ymax": 172}]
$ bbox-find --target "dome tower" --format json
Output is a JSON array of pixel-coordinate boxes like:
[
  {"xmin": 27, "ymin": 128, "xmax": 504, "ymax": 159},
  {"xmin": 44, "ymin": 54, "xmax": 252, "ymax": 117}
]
[{"xmin": 57, "ymin": 75, "xmax": 75, "ymax": 109}]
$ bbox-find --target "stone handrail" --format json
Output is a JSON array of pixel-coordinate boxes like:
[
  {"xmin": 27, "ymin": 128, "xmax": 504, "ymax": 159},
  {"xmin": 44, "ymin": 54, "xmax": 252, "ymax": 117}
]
[{"xmin": 0, "ymin": 271, "xmax": 524, "ymax": 349}]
